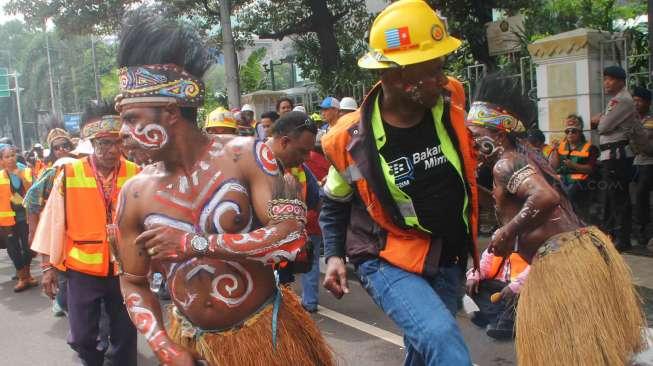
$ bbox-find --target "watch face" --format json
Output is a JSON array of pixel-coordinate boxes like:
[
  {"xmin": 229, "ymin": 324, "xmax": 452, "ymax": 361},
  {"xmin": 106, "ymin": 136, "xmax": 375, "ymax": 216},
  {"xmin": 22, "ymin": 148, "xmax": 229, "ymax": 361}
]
[{"xmin": 191, "ymin": 235, "xmax": 209, "ymax": 252}]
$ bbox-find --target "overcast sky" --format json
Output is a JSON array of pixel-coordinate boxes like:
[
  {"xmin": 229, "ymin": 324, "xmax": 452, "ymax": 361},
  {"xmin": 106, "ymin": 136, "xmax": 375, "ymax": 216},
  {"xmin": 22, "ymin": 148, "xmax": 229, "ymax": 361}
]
[{"xmin": 0, "ymin": 0, "xmax": 23, "ymax": 24}]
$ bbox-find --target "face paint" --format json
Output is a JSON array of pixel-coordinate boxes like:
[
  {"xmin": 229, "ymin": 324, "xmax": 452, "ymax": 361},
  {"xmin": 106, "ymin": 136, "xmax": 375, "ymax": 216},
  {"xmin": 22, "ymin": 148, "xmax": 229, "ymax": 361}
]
[
  {"xmin": 474, "ymin": 135, "xmax": 504, "ymax": 166},
  {"xmin": 122, "ymin": 122, "xmax": 169, "ymax": 150}
]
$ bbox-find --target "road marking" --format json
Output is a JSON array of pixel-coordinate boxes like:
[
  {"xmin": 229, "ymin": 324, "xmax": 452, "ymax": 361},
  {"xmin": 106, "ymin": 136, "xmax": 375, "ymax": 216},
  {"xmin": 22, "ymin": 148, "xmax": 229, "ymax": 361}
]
[
  {"xmin": 318, "ymin": 306, "xmax": 481, "ymax": 366},
  {"xmin": 317, "ymin": 305, "xmax": 405, "ymax": 347}
]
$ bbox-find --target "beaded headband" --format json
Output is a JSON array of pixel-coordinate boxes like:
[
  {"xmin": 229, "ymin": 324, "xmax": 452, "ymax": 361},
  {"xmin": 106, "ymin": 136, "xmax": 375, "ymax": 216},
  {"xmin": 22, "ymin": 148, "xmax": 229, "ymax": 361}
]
[
  {"xmin": 467, "ymin": 101, "xmax": 526, "ymax": 133},
  {"xmin": 82, "ymin": 115, "xmax": 122, "ymax": 140},
  {"xmin": 46, "ymin": 128, "xmax": 72, "ymax": 146},
  {"xmin": 115, "ymin": 64, "xmax": 205, "ymax": 111}
]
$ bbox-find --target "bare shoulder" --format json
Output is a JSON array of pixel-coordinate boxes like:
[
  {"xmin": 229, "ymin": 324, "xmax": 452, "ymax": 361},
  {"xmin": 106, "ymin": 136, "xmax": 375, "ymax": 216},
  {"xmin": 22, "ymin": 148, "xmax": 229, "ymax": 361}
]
[
  {"xmin": 224, "ymin": 136, "xmax": 280, "ymax": 177},
  {"xmin": 493, "ymin": 153, "xmax": 529, "ymax": 188}
]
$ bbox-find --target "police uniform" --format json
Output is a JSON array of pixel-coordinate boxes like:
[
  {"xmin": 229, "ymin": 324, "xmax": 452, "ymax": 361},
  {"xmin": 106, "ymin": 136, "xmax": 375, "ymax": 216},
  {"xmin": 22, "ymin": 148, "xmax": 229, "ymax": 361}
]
[{"xmin": 597, "ymin": 87, "xmax": 638, "ymax": 248}]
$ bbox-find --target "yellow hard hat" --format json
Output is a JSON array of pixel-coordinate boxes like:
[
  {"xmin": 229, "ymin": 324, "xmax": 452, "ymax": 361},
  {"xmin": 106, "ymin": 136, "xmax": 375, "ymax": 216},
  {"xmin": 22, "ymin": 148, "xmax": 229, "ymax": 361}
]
[
  {"xmin": 205, "ymin": 107, "xmax": 237, "ymax": 129},
  {"xmin": 358, "ymin": 0, "xmax": 461, "ymax": 69}
]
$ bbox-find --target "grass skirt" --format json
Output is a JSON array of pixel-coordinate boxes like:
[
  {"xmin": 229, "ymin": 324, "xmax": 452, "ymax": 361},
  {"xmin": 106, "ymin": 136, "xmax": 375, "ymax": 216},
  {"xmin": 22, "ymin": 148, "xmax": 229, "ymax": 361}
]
[
  {"xmin": 516, "ymin": 226, "xmax": 645, "ymax": 366},
  {"xmin": 168, "ymin": 286, "xmax": 334, "ymax": 366}
]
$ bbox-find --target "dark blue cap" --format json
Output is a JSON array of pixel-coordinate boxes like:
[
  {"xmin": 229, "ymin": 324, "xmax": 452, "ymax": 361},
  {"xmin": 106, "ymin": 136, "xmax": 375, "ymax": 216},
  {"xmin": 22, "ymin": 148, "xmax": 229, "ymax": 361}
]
[{"xmin": 603, "ymin": 65, "xmax": 626, "ymax": 80}]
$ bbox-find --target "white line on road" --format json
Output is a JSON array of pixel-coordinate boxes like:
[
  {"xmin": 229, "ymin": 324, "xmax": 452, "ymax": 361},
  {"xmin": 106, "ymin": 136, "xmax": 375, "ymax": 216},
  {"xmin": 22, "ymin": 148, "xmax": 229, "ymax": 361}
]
[{"xmin": 317, "ymin": 305, "xmax": 405, "ymax": 347}]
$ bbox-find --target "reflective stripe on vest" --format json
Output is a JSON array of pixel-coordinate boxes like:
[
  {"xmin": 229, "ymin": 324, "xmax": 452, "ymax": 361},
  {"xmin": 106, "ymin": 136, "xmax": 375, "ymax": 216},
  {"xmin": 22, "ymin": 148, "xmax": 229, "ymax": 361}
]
[
  {"xmin": 0, "ymin": 170, "xmax": 20, "ymax": 226},
  {"xmin": 64, "ymin": 158, "xmax": 139, "ymax": 276},
  {"xmin": 369, "ymin": 94, "xmax": 469, "ymax": 234},
  {"xmin": 321, "ymin": 78, "xmax": 480, "ymax": 274},
  {"xmin": 558, "ymin": 141, "xmax": 591, "ymax": 181},
  {"xmin": 289, "ymin": 166, "xmax": 308, "ymax": 202},
  {"xmin": 323, "ymin": 166, "xmax": 353, "ymax": 202},
  {"xmin": 0, "ymin": 171, "xmax": 15, "ymax": 223}
]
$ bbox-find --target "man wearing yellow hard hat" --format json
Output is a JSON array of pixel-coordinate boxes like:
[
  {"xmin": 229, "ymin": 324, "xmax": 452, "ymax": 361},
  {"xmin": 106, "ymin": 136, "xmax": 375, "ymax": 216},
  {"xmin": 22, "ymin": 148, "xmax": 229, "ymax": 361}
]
[
  {"xmin": 204, "ymin": 107, "xmax": 237, "ymax": 135},
  {"xmin": 320, "ymin": 1, "xmax": 476, "ymax": 364}
]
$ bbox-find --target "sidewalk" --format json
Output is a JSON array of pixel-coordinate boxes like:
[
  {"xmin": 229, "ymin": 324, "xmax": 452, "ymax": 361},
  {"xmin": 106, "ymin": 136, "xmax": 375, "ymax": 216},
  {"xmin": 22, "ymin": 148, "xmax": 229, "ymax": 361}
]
[{"xmin": 624, "ymin": 253, "xmax": 653, "ymax": 325}]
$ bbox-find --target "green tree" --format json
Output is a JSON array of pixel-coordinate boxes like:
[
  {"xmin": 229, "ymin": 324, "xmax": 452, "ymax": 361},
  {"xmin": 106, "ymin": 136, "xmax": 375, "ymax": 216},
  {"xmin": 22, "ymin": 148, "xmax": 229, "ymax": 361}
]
[
  {"xmin": 237, "ymin": 0, "xmax": 376, "ymax": 94},
  {"xmin": 239, "ymin": 47, "xmax": 266, "ymax": 93}
]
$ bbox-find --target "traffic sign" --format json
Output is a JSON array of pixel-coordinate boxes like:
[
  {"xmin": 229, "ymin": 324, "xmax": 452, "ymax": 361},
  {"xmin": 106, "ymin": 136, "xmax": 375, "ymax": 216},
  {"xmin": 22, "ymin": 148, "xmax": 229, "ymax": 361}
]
[
  {"xmin": 0, "ymin": 67, "xmax": 9, "ymax": 98},
  {"xmin": 63, "ymin": 113, "xmax": 82, "ymax": 133}
]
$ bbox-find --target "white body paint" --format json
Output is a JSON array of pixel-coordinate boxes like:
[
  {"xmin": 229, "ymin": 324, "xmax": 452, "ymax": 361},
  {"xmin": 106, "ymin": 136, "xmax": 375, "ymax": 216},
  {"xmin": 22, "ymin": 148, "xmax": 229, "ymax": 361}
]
[{"xmin": 209, "ymin": 261, "xmax": 254, "ymax": 307}]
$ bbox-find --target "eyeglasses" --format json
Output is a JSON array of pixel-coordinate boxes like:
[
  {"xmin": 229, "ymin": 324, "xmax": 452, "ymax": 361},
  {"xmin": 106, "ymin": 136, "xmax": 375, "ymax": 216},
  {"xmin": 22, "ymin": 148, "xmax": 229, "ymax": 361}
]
[
  {"xmin": 293, "ymin": 118, "xmax": 318, "ymax": 134},
  {"xmin": 51, "ymin": 143, "xmax": 72, "ymax": 151},
  {"xmin": 564, "ymin": 129, "xmax": 580, "ymax": 135}
]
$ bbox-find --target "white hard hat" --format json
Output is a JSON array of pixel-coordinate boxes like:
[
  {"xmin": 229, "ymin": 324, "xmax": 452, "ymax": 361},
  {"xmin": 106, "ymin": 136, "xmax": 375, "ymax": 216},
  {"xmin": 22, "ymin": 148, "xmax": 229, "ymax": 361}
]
[
  {"xmin": 293, "ymin": 106, "xmax": 306, "ymax": 113},
  {"xmin": 340, "ymin": 97, "xmax": 358, "ymax": 111},
  {"xmin": 241, "ymin": 104, "xmax": 254, "ymax": 112}
]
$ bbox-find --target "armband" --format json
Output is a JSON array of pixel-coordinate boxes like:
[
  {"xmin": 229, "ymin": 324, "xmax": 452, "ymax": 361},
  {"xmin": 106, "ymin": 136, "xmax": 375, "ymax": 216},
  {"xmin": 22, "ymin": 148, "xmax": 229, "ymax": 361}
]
[
  {"xmin": 267, "ymin": 198, "xmax": 307, "ymax": 224},
  {"xmin": 506, "ymin": 165, "xmax": 536, "ymax": 194}
]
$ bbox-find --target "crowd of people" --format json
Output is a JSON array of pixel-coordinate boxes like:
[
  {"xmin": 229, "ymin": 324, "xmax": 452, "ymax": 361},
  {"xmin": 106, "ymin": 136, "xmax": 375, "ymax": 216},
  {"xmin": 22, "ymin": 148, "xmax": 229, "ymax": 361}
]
[{"xmin": 0, "ymin": 0, "xmax": 649, "ymax": 365}]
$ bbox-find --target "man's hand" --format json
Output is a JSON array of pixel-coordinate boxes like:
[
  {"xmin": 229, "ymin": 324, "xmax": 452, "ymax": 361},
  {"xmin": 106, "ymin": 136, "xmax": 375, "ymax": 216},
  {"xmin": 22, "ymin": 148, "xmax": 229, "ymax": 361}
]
[
  {"xmin": 465, "ymin": 278, "xmax": 479, "ymax": 296},
  {"xmin": 42, "ymin": 269, "xmax": 58, "ymax": 299},
  {"xmin": 150, "ymin": 334, "xmax": 197, "ymax": 366},
  {"xmin": 323, "ymin": 256, "xmax": 349, "ymax": 299},
  {"xmin": 590, "ymin": 113, "xmax": 602, "ymax": 129},
  {"xmin": 159, "ymin": 347, "xmax": 195, "ymax": 366},
  {"xmin": 137, "ymin": 225, "xmax": 191, "ymax": 262},
  {"xmin": 489, "ymin": 226, "xmax": 516, "ymax": 257}
]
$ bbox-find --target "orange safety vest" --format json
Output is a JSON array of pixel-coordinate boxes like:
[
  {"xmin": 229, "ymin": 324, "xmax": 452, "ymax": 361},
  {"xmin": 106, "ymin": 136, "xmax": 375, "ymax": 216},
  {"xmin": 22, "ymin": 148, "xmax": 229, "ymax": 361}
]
[
  {"xmin": 33, "ymin": 159, "xmax": 48, "ymax": 179},
  {"xmin": 0, "ymin": 168, "xmax": 33, "ymax": 227},
  {"xmin": 488, "ymin": 252, "xmax": 529, "ymax": 282},
  {"xmin": 63, "ymin": 157, "xmax": 139, "ymax": 277},
  {"xmin": 322, "ymin": 78, "xmax": 480, "ymax": 273},
  {"xmin": 557, "ymin": 140, "xmax": 592, "ymax": 181}
]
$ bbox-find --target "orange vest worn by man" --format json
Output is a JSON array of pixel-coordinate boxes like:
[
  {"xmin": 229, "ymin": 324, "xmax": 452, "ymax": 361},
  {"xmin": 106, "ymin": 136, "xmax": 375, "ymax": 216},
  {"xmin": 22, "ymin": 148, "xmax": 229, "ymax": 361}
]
[
  {"xmin": 63, "ymin": 157, "xmax": 139, "ymax": 276},
  {"xmin": 320, "ymin": 1, "xmax": 477, "ymax": 364},
  {"xmin": 32, "ymin": 110, "xmax": 140, "ymax": 366}
]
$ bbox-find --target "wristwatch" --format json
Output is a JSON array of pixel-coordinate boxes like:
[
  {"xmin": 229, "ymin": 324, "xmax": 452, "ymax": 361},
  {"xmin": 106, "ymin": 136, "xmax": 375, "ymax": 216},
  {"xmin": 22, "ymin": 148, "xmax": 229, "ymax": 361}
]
[{"xmin": 190, "ymin": 235, "xmax": 209, "ymax": 254}]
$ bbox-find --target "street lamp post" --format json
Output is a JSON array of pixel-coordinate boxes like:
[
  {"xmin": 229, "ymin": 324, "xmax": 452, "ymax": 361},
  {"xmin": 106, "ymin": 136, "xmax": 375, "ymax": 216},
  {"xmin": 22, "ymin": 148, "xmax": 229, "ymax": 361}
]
[{"xmin": 44, "ymin": 18, "xmax": 57, "ymax": 118}]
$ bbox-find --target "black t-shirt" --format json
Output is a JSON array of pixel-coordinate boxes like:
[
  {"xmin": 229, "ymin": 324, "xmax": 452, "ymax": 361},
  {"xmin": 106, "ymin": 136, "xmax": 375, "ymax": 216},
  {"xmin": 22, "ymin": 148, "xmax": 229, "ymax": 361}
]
[{"xmin": 379, "ymin": 111, "xmax": 468, "ymax": 260}]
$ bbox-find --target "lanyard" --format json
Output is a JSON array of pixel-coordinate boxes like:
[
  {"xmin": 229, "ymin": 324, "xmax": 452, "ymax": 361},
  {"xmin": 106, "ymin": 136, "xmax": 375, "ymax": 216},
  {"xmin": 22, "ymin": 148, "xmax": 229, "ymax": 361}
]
[{"xmin": 89, "ymin": 156, "xmax": 119, "ymax": 224}]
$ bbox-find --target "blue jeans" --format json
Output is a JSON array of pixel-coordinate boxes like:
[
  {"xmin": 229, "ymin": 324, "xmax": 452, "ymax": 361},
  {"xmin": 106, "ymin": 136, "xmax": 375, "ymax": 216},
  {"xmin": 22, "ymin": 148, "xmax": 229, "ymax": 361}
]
[
  {"xmin": 301, "ymin": 235, "xmax": 322, "ymax": 310},
  {"xmin": 356, "ymin": 259, "xmax": 472, "ymax": 366}
]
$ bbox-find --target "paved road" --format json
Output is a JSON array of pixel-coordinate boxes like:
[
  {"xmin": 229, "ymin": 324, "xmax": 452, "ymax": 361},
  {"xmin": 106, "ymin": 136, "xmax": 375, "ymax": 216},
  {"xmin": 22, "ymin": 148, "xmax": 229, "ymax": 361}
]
[{"xmin": 0, "ymin": 250, "xmax": 650, "ymax": 366}]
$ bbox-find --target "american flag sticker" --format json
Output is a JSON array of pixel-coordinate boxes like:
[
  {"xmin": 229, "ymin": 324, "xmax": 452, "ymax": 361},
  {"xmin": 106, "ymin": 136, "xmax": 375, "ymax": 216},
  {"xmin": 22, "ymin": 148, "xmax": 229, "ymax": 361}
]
[{"xmin": 385, "ymin": 27, "xmax": 411, "ymax": 49}]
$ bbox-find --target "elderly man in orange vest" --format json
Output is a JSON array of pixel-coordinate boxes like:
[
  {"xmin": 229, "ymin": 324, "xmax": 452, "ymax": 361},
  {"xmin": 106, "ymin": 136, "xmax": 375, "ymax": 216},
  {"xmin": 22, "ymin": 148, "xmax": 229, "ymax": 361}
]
[
  {"xmin": 31, "ymin": 101, "xmax": 140, "ymax": 366},
  {"xmin": 320, "ymin": 1, "xmax": 478, "ymax": 364}
]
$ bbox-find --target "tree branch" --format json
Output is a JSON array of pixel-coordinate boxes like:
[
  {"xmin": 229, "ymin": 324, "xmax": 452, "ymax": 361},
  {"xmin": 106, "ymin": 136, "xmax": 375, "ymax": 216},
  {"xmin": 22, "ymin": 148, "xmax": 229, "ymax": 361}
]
[
  {"xmin": 200, "ymin": 0, "xmax": 220, "ymax": 17},
  {"xmin": 256, "ymin": 21, "xmax": 315, "ymax": 40}
]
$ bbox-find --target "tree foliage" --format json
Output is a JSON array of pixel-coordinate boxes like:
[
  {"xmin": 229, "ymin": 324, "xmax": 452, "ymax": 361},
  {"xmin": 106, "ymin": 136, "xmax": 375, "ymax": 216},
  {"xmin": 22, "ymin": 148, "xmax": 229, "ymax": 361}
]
[
  {"xmin": 0, "ymin": 20, "xmax": 117, "ymax": 144},
  {"xmin": 239, "ymin": 47, "xmax": 266, "ymax": 93},
  {"xmin": 237, "ymin": 0, "xmax": 376, "ymax": 94}
]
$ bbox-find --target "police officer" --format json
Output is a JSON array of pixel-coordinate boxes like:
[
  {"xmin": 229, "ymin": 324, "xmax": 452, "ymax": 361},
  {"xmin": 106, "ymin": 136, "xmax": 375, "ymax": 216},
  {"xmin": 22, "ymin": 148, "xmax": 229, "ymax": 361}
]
[
  {"xmin": 590, "ymin": 65, "xmax": 638, "ymax": 250},
  {"xmin": 632, "ymin": 86, "xmax": 653, "ymax": 246}
]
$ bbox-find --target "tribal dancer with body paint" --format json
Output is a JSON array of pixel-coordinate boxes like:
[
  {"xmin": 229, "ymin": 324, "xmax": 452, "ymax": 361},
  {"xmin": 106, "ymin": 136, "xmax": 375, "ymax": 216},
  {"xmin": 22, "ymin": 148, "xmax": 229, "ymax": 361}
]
[
  {"xmin": 466, "ymin": 74, "xmax": 645, "ymax": 366},
  {"xmin": 112, "ymin": 10, "xmax": 333, "ymax": 366}
]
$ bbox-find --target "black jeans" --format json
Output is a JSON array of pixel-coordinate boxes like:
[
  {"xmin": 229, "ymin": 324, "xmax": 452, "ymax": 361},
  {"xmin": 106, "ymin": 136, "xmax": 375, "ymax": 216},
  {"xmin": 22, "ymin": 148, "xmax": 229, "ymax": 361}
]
[
  {"xmin": 5, "ymin": 220, "xmax": 31, "ymax": 270},
  {"xmin": 601, "ymin": 158, "xmax": 634, "ymax": 245},
  {"xmin": 66, "ymin": 270, "xmax": 137, "ymax": 366},
  {"xmin": 636, "ymin": 165, "xmax": 653, "ymax": 239},
  {"xmin": 562, "ymin": 181, "xmax": 593, "ymax": 225},
  {"xmin": 471, "ymin": 279, "xmax": 516, "ymax": 327}
]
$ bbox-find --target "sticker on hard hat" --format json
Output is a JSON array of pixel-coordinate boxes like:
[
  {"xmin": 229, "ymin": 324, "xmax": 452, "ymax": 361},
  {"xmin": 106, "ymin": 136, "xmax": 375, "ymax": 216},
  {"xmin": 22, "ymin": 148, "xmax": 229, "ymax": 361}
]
[
  {"xmin": 431, "ymin": 24, "xmax": 444, "ymax": 41},
  {"xmin": 384, "ymin": 27, "xmax": 412, "ymax": 50}
]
